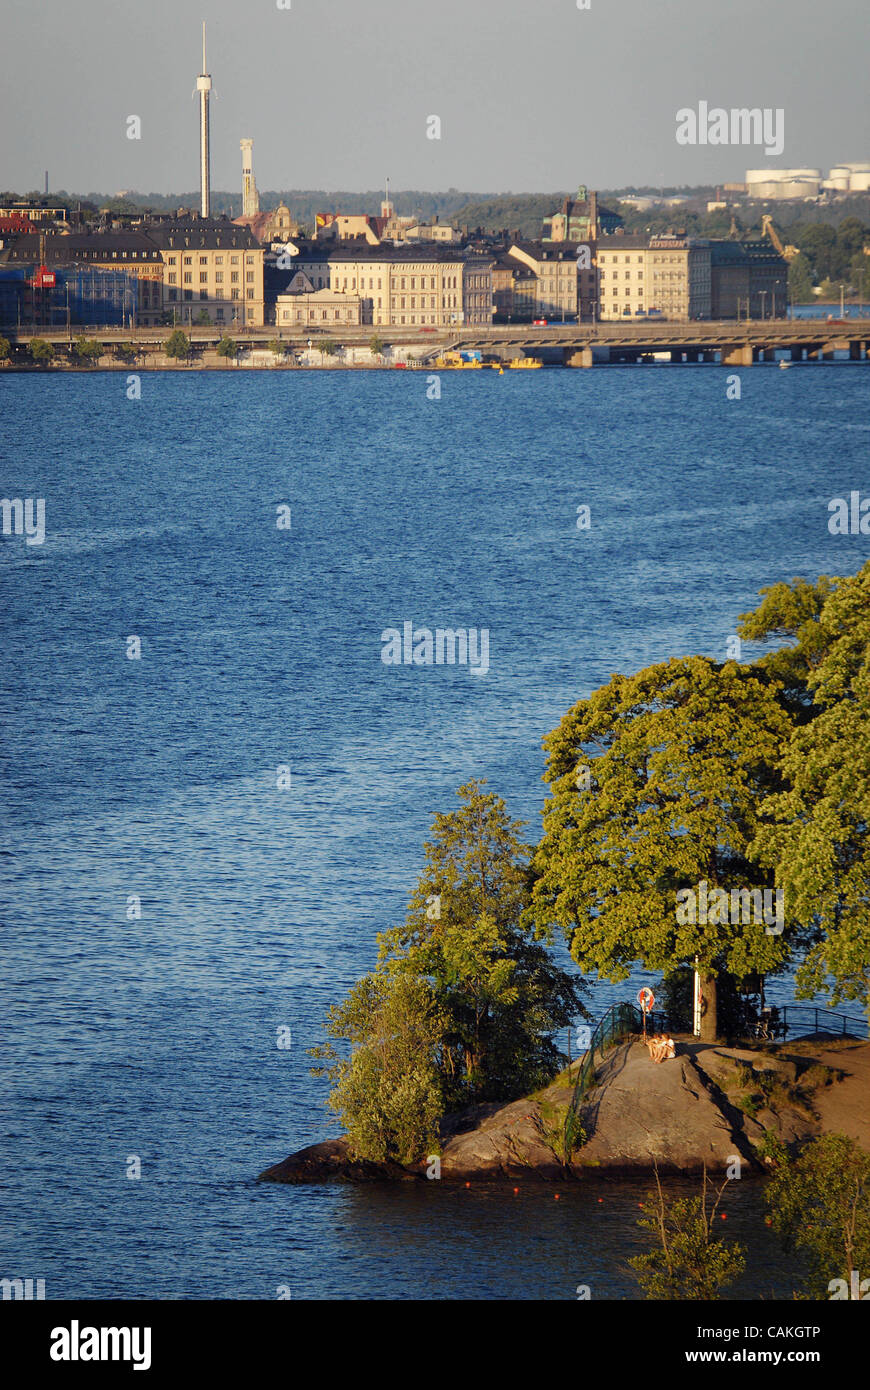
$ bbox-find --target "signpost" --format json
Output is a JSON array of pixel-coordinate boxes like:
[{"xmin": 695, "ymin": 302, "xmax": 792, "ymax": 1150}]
[{"xmin": 637, "ymin": 986, "xmax": 655, "ymax": 1039}]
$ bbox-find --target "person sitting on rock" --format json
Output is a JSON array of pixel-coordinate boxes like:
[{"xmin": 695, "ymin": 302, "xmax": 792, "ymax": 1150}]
[
  {"xmin": 661, "ymin": 1034, "xmax": 676, "ymax": 1060},
  {"xmin": 646, "ymin": 1034, "xmax": 666, "ymax": 1062}
]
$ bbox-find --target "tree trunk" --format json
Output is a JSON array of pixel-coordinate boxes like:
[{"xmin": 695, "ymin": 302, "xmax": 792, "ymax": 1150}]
[{"xmin": 699, "ymin": 973, "xmax": 718, "ymax": 1042}]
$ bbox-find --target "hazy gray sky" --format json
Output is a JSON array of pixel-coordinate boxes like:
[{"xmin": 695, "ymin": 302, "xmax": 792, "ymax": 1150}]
[{"xmin": 2, "ymin": 0, "xmax": 868, "ymax": 195}]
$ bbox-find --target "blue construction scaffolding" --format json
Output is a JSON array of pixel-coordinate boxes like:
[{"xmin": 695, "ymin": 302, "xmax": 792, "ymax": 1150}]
[{"xmin": 0, "ymin": 265, "xmax": 137, "ymax": 328}]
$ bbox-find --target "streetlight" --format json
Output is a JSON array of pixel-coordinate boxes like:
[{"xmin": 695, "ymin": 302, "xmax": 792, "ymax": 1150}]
[{"xmin": 759, "ymin": 290, "xmax": 768, "ymax": 321}]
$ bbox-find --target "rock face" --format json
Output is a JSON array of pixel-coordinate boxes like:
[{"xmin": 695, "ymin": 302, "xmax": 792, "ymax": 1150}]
[{"xmin": 258, "ymin": 1037, "xmax": 860, "ymax": 1185}]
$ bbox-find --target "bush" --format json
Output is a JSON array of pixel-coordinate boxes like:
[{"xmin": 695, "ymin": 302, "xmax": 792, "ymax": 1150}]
[
  {"xmin": 216, "ymin": 336, "xmax": 237, "ymax": 359},
  {"xmin": 629, "ymin": 1165, "xmax": 746, "ymax": 1300},
  {"xmin": 0, "ymin": 335, "xmax": 11, "ymax": 362},
  {"xmin": 73, "ymin": 338, "xmax": 103, "ymax": 365}
]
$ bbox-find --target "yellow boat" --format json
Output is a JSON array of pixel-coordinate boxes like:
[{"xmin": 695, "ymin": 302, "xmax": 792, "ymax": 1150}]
[
  {"xmin": 507, "ymin": 357, "xmax": 542, "ymax": 369},
  {"xmin": 433, "ymin": 352, "xmax": 483, "ymax": 369}
]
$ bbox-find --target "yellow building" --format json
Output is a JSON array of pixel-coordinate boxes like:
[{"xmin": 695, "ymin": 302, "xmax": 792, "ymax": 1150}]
[
  {"xmin": 149, "ymin": 218, "xmax": 265, "ymax": 327},
  {"xmin": 597, "ymin": 234, "xmax": 711, "ymax": 321},
  {"xmin": 325, "ymin": 244, "xmax": 493, "ymax": 327}
]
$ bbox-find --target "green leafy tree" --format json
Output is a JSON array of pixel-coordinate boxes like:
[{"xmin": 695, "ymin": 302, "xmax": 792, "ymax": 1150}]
[
  {"xmin": 28, "ymin": 337, "xmax": 53, "ymax": 365},
  {"xmin": 763, "ymin": 1133, "xmax": 870, "ymax": 1298},
  {"xmin": 311, "ymin": 973, "xmax": 446, "ymax": 1166},
  {"xmin": 73, "ymin": 337, "xmax": 103, "ymax": 365},
  {"xmin": 216, "ymin": 335, "xmax": 237, "ymax": 360},
  {"xmin": 751, "ymin": 562, "xmax": 870, "ymax": 1009},
  {"xmin": 0, "ymin": 335, "xmax": 11, "ymax": 361},
  {"xmin": 630, "ymin": 1164, "xmax": 746, "ymax": 1299},
  {"xmin": 312, "ymin": 781, "xmax": 588, "ymax": 1160},
  {"xmin": 737, "ymin": 573, "xmax": 837, "ymax": 716},
  {"xmin": 164, "ymin": 329, "xmax": 191, "ymax": 361},
  {"xmin": 527, "ymin": 657, "xmax": 793, "ymax": 1039},
  {"xmin": 369, "ymin": 334, "xmax": 385, "ymax": 356},
  {"xmin": 267, "ymin": 338, "xmax": 284, "ymax": 357},
  {"xmin": 787, "ymin": 253, "xmax": 815, "ymax": 304},
  {"xmin": 379, "ymin": 779, "xmax": 589, "ymax": 1106},
  {"xmin": 319, "ymin": 338, "xmax": 338, "ymax": 359}
]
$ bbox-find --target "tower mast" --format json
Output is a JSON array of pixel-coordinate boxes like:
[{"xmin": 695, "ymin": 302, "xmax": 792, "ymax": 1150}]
[{"xmin": 196, "ymin": 22, "xmax": 212, "ymax": 218}]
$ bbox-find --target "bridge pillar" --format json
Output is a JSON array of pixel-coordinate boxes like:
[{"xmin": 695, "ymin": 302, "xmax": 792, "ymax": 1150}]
[
  {"xmin": 791, "ymin": 346, "xmax": 803, "ymax": 361},
  {"xmin": 565, "ymin": 347, "xmax": 594, "ymax": 368},
  {"xmin": 701, "ymin": 350, "xmax": 715, "ymax": 363},
  {"xmin": 670, "ymin": 349, "xmax": 683, "ymax": 363},
  {"xmin": 760, "ymin": 349, "xmax": 776, "ymax": 362},
  {"xmin": 685, "ymin": 350, "xmax": 699, "ymax": 363},
  {"xmin": 849, "ymin": 340, "xmax": 864, "ymax": 360},
  {"xmin": 721, "ymin": 343, "xmax": 753, "ymax": 367},
  {"xmin": 821, "ymin": 340, "xmax": 838, "ymax": 361}
]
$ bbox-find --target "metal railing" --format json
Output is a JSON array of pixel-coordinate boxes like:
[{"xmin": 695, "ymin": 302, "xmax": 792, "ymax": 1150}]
[
  {"xmin": 563, "ymin": 1001, "xmax": 669, "ymax": 1153},
  {"xmin": 768, "ymin": 1005, "xmax": 868, "ymax": 1042}
]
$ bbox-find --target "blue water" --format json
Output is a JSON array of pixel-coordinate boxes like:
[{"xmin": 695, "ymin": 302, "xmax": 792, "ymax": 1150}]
[{"xmin": 1, "ymin": 365, "xmax": 868, "ymax": 1299}]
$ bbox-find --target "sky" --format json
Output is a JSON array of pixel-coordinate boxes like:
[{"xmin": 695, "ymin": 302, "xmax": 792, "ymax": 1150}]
[{"xmin": 2, "ymin": 0, "xmax": 869, "ymax": 197}]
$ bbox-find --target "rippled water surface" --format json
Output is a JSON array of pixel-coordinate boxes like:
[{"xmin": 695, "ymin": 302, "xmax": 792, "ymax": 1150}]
[{"xmin": 1, "ymin": 365, "xmax": 866, "ymax": 1298}]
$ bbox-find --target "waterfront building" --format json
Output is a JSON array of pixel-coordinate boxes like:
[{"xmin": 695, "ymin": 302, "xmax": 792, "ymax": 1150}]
[
  {"xmin": 275, "ymin": 278, "xmax": 364, "ymax": 326},
  {"xmin": 596, "ymin": 234, "xmax": 711, "ymax": 321},
  {"xmin": 323, "ymin": 243, "xmax": 493, "ymax": 328},
  {"xmin": 1, "ymin": 231, "xmax": 164, "ymax": 324},
  {"xmin": 147, "ymin": 218, "xmax": 265, "ymax": 327},
  {"xmin": 491, "ymin": 252, "xmax": 536, "ymax": 321},
  {"xmin": 709, "ymin": 241, "xmax": 788, "ymax": 318},
  {"xmin": 507, "ymin": 242, "xmax": 580, "ymax": 321}
]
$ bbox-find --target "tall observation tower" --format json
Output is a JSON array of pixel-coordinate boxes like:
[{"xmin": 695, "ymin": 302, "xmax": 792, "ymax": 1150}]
[
  {"xmin": 241, "ymin": 139, "xmax": 260, "ymax": 218},
  {"xmin": 196, "ymin": 22, "xmax": 212, "ymax": 218}
]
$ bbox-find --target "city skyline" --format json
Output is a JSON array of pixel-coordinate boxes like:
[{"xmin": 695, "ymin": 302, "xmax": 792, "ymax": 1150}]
[{"xmin": 1, "ymin": 0, "xmax": 868, "ymax": 196}]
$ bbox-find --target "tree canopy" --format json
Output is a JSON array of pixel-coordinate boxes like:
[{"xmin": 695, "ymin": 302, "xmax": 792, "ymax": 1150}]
[{"xmin": 526, "ymin": 656, "xmax": 793, "ymax": 1038}]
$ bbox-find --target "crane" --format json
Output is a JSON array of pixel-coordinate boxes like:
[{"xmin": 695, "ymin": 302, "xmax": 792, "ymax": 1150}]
[{"xmin": 761, "ymin": 214, "xmax": 800, "ymax": 261}]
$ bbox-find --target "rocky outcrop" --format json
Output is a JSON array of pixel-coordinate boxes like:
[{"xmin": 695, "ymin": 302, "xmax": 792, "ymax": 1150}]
[{"xmin": 258, "ymin": 1037, "xmax": 861, "ymax": 1184}]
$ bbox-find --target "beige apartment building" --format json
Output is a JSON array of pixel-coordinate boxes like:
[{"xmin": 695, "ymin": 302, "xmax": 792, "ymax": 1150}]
[
  {"xmin": 148, "ymin": 218, "xmax": 266, "ymax": 326},
  {"xmin": 597, "ymin": 234, "xmax": 711, "ymax": 321},
  {"xmin": 508, "ymin": 242, "xmax": 584, "ymax": 320},
  {"xmin": 275, "ymin": 276, "xmax": 364, "ymax": 326},
  {"xmin": 323, "ymin": 244, "xmax": 493, "ymax": 327}
]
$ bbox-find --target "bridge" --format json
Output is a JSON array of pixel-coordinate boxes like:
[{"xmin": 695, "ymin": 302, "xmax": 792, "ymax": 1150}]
[{"xmin": 3, "ymin": 317, "xmax": 869, "ymax": 367}]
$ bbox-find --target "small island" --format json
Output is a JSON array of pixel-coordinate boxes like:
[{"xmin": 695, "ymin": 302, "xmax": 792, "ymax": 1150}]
[{"xmin": 261, "ymin": 563, "xmax": 870, "ymax": 1200}]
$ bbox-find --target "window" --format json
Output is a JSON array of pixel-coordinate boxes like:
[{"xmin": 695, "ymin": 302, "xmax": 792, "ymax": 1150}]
[
  {"xmin": 216, "ymin": 308, "xmax": 224, "ymax": 320},
  {"xmin": 200, "ymin": 290, "xmax": 208, "ymax": 300},
  {"xmin": 168, "ymin": 256, "xmax": 176, "ymax": 265},
  {"xmin": 168, "ymin": 289, "xmax": 177, "ymax": 301},
  {"xmin": 246, "ymin": 271, "xmax": 254, "ymax": 283},
  {"xmin": 215, "ymin": 256, "xmax": 223, "ymax": 265},
  {"xmin": 184, "ymin": 256, "xmax": 192, "ymax": 265},
  {"xmin": 169, "ymin": 273, "xmax": 177, "ymax": 284},
  {"xmin": 246, "ymin": 255, "xmax": 253, "ymax": 264},
  {"xmin": 200, "ymin": 256, "xmax": 207, "ymax": 265},
  {"xmin": 231, "ymin": 255, "xmax": 239, "ymax": 265},
  {"xmin": 232, "ymin": 289, "xmax": 240, "ymax": 300},
  {"xmin": 200, "ymin": 272, "xmax": 207, "ymax": 283},
  {"xmin": 231, "ymin": 272, "xmax": 239, "ymax": 283},
  {"xmin": 215, "ymin": 272, "xmax": 223, "ymax": 284},
  {"xmin": 184, "ymin": 290, "xmax": 192, "ymax": 300},
  {"xmin": 183, "ymin": 272, "xmax": 192, "ymax": 283}
]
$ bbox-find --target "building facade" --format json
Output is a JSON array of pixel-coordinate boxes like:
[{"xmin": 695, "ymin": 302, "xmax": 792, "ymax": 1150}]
[
  {"xmin": 2, "ymin": 231, "xmax": 164, "ymax": 324},
  {"xmin": 508, "ymin": 242, "xmax": 580, "ymax": 320},
  {"xmin": 148, "ymin": 218, "xmax": 265, "ymax": 326},
  {"xmin": 596, "ymin": 234, "xmax": 712, "ymax": 321},
  {"xmin": 322, "ymin": 244, "xmax": 493, "ymax": 328}
]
